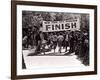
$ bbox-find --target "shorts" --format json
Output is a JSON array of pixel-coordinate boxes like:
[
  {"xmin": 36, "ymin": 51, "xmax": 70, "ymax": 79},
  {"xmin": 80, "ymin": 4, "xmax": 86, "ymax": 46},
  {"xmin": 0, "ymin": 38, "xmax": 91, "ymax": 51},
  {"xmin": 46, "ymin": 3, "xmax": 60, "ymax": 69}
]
[{"xmin": 58, "ymin": 41, "xmax": 62, "ymax": 47}]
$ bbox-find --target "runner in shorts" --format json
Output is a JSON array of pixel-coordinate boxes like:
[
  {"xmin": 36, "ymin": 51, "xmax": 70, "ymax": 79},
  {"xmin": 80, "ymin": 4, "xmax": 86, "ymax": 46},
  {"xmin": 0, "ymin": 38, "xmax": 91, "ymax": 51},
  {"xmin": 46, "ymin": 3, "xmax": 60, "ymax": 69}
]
[
  {"xmin": 52, "ymin": 33, "xmax": 58, "ymax": 53},
  {"xmin": 58, "ymin": 33, "xmax": 64, "ymax": 53}
]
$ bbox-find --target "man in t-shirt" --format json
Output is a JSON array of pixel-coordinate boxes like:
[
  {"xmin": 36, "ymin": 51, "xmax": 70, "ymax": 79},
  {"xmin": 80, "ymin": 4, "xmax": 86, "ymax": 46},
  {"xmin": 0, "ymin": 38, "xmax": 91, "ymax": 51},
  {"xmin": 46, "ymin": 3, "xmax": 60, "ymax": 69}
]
[
  {"xmin": 52, "ymin": 33, "xmax": 58, "ymax": 53},
  {"xmin": 58, "ymin": 33, "xmax": 64, "ymax": 53}
]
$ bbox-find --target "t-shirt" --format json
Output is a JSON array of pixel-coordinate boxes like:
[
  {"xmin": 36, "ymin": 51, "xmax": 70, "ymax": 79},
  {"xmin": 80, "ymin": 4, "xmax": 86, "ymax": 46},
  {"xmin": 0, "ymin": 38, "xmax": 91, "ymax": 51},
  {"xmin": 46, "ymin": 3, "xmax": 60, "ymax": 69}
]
[
  {"xmin": 58, "ymin": 35, "xmax": 64, "ymax": 42},
  {"xmin": 52, "ymin": 35, "xmax": 58, "ymax": 42}
]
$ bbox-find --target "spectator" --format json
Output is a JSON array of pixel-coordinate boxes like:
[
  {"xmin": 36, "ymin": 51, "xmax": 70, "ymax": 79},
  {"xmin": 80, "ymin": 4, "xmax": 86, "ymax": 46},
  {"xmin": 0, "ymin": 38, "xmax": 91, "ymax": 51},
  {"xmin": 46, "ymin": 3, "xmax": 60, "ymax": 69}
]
[
  {"xmin": 69, "ymin": 31, "xmax": 75, "ymax": 53},
  {"xmin": 34, "ymin": 30, "xmax": 42, "ymax": 55},
  {"xmin": 65, "ymin": 32, "xmax": 69, "ymax": 52}
]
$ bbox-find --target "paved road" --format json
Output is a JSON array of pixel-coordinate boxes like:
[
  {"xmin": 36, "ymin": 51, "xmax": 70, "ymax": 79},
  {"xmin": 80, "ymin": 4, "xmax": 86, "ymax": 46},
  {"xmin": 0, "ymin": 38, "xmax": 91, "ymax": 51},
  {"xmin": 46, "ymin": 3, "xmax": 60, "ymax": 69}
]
[{"xmin": 23, "ymin": 47, "xmax": 85, "ymax": 69}]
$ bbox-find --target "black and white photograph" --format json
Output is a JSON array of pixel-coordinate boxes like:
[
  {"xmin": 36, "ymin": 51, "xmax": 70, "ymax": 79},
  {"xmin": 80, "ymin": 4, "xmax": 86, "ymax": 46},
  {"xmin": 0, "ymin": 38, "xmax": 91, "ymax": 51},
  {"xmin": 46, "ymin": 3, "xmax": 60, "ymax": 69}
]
[
  {"xmin": 11, "ymin": 1, "xmax": 97, "ymax": 79},
  {"xmin": 22, "ymin": 11, "xmax": 90, "ymax": 68}
]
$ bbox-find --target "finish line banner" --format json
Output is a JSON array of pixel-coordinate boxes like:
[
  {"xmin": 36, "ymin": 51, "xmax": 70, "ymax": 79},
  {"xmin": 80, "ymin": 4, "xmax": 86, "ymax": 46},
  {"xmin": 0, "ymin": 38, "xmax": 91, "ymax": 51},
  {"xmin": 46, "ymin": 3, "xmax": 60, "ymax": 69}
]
[{"xmin": 42, "ymin": 19, "xmax": 80, "ymax": 32}]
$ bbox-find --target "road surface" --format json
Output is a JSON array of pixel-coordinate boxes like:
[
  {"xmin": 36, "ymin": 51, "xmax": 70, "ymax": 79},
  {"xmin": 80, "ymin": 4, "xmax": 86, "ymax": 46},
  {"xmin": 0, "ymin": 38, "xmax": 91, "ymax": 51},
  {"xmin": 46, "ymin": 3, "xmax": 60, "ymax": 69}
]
[{"xmin": 22, "ymin": 47, "xmax": 85, "ymax": 69}]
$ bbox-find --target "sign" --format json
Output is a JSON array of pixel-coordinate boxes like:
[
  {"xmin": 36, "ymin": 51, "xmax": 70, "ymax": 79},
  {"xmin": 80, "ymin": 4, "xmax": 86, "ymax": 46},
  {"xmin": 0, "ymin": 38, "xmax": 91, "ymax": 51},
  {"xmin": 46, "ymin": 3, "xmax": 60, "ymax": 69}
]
[{"xmin": 42, "ymin": 19, "xmax": 80, "ymax": 32}]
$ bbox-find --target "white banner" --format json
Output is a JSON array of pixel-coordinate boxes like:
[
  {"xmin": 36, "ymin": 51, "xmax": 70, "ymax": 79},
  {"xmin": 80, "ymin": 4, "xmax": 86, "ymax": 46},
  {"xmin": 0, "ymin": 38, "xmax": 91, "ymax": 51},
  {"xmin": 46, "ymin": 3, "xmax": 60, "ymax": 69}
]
[{"xmin": 42, "ymin": 19, "xmax": 80, "ymax": 32}]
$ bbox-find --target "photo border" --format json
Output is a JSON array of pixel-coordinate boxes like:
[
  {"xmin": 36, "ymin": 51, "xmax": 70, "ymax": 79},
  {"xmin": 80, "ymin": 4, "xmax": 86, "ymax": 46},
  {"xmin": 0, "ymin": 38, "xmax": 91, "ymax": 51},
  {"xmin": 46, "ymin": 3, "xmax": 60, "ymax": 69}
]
[{"xmin": 11, "ymin": 1, "xmax": 97, "ymax": 79}]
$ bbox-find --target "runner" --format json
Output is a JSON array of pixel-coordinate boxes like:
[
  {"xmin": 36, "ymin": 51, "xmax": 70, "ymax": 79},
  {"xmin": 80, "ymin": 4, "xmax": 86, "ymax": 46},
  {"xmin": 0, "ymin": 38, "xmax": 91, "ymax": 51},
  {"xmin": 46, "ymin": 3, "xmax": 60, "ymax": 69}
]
[
  {"xmin": 58, "ymin": 33, "xmax": 64, "ymax": 53},
  {"xmin": 52, "ymin": 33, "xmax": 58, "ymax": 53}
]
